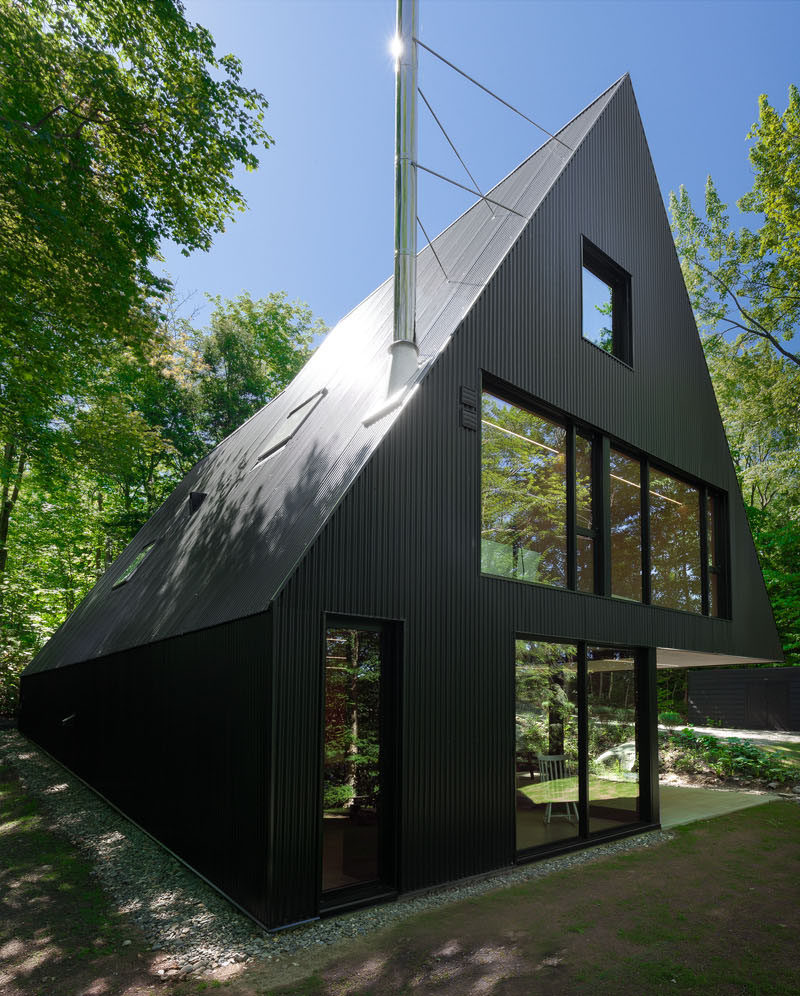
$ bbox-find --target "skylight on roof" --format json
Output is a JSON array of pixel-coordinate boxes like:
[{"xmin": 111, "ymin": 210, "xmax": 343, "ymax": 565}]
[
  {"xmin": 112, "ymin": 542, "xmax": 155, "ymax": 588},
  {"xmin": 256, "ymin": 389, "xmax": 327, "ymax": 464}
]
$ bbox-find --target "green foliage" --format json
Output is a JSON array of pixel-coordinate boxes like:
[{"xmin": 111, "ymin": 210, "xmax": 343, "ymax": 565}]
[
  {"xmin": 658, "ymin": 712, "xmax": 683, "ymax": 729},
  {"xmin": 657, "ymin": 669, "xmax": 687, "ymax": 719},
  {"xmin": 0, "ymin": 0, "xmax": 282, "ymax": 706},
  {"xmin": 198, "ymin": 292, "xmax": 322, "ymax": 441},
  {"xmin": 703, "ymin": 338, "xmax": 800, "ymax": 513},
  {"xmin": 660, "ymin": 728, "xmax": 795, "ymax": 782},
  {"xmin": 0, "ymin": 292, "xmax": 325, "ymax": 714},
  {"xmin": 702, "ymin": 338, "xmax": 800, "ymax": 663},
  {"xmin": 0, "ymin": 0, "xmax": 272, "ymax": 443},
  {"xmin": 670, "ymin": 86, "xmax": 800, "ymax": 663},
  {"xmin": 746, "ymin": 508, "xmax": 800, "ymax": 664},
  {"xmin": 669, "ymin": 85, "xmax": 799, "ymax": 367}
]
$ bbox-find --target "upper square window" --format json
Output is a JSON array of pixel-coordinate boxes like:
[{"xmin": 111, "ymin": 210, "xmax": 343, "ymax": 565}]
[{"xmin": 581, "ymin": 238, "xmax": 632, "ymax": 366}]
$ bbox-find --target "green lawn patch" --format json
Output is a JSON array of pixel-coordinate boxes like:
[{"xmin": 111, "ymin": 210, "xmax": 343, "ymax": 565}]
[{"xmin": 260, "ymin": 801, "xmax": 800, "ymax": 996}]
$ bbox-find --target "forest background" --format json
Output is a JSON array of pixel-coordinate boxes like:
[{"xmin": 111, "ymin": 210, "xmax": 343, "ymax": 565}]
[{"xmin": 1, "ymin": 0, "xmax": 798, "ymax": 715}]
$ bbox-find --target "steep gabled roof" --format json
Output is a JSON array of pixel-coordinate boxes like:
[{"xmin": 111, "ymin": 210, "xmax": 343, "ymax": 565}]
[{"xmin": 27, "ymin": 76, "xmax": 626, "ymax": 673}]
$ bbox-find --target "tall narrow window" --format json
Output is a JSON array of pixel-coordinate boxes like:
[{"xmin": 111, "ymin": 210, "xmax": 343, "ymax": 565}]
[
  {"xmin": 322, "ymin": 626, "xmax": 382, "ymax": 894},
  {"xmin": 582, "ymin": 239, "xmax": 632, "ymax": 365},
  {"xmin": 481, "ymin": 393, "xmax": 567, "ymax": 587},
  {"xmin": 609, "ymin": 449, "xmax": 642, "ymax": 601},
  {"xmin": 649, "ymin": 471, "xmax": 702, "ymax": 612}
]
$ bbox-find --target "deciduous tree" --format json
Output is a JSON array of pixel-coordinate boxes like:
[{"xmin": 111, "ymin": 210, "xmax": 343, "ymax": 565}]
[{"xmin": 0, "ymin": 0, "xmax": 272, "ymax": 603}]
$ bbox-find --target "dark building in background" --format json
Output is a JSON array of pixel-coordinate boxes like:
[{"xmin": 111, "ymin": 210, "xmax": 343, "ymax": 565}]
[
  {"xmin": 689, "ymin": 668, "xmax": 800, "ymax": 731},
  {"xmin": 20, "ymin": 76, "xmax": 782, "ymax": 930}
]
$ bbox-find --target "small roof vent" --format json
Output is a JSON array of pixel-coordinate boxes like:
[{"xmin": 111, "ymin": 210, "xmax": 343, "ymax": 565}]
[
  {"xmin": 188, "ymin": 491, "xmax": 207, "ymax": 515},
  {"xmin": 255, "ymin": 388, "xmax": 327, "ymax": 464}
]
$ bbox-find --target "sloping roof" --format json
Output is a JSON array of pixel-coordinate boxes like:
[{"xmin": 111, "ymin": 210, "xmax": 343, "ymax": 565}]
[{"xmin": 27, "ymin": 75, "xmax": 627, "ymax": 674}]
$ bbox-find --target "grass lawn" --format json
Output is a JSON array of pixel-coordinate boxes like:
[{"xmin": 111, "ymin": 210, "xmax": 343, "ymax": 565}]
[
  {"xmin": 2, "ymin": 751, "xmax": 799, "ymax": 996},
  {"xmin": 256, "ymin": 801, "xmax": 800, "ymax": 996}
]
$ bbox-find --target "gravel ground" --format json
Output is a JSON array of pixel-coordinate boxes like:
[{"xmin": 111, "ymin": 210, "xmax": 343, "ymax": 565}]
[{"xmin": 1, "ymin": 729, "xmax": 680, "ymax": 981}]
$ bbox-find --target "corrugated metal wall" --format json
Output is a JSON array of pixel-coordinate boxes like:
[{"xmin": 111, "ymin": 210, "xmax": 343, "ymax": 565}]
[
  {"xmin": 268, "ymin": 81, "xmax": 781, "ymax": 925},
  {"xmin": 689, "ymin": 668, "xmax": 800, "ymax": 731},
  {"xmin": 19, "ymin": 613, "xmax": 272, "ymax": 923}
]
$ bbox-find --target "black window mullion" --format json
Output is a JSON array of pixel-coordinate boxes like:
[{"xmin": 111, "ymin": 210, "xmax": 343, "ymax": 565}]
[
  {"xmin": 641, "ymin": 458, "xmax": 651, "ymax": 604},
  {"xmin": 699, "ymin": 488, "xmax": 710, "ymax": 616},
  {"xmin": 577, "ymin": 642, "xmax": 589, "ymax": 838},
  {"xmin": 718, "ymin": 494, "xmax": 732, "ymax": 619},
  {"xmin": 566, "ymin": 425, "xmax": 577, "ymax": 591},
  {"xmin": 638, "ymin": 647, "xmax": 660, "ymax": 825},
  {"xmin": 598, "ymin": 437, "xmax": 611, "ymax": 597}
]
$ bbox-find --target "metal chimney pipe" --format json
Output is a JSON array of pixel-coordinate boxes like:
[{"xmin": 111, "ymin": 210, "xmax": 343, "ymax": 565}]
[{"xmin": 387, "ymin": 0, "xmax": 419, "ymax": 397}]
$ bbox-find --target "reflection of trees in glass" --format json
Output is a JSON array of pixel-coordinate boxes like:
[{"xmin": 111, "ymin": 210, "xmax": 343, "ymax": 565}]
[
  {"xmin": 650, "ymin": 471, "xmax": 702, "ymax": 612},
  {"xmin": 481, "ymin": 394, "xmax": 567, "ymax": 586},
  {"xmin": 610, "ymin": 450, "xmax": 642, "ymax": 601},
  {"xmin": 515, "ymin": 641, "xmax": 578, "ymax": 776},
  {"xmin": 587, "ymin": 649, "xmax": 637, "ymax": 787},
  {"xmin": 323, "ymin": 629, "xmax": 380, "ymax": 813}
]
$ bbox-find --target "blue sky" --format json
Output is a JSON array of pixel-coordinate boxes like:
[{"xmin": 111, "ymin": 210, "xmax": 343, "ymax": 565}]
[{"xmin": 160, "ymin": 0, "xmax": 800, "ymax": 330}]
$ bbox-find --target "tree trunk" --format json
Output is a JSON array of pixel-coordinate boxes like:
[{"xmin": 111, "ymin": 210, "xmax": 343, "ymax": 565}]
[
  {"xmin": 0, "ymin": 441, "xmax": 28, "ymax": 619},
  {"xmin": 95, "ymin": 492, "xmax": 104, "ymax": 577}
]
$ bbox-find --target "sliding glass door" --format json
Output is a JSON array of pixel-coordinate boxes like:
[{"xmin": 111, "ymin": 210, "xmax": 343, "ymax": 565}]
[{"xmin": 515, "ymin": 639, "xmax": 642, "ymax": 855}]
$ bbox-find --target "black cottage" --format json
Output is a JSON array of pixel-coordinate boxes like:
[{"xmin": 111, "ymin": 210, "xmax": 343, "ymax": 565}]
[{"xmin": 20, "ymin": 76, "xmax": 782, "ymax": 930}]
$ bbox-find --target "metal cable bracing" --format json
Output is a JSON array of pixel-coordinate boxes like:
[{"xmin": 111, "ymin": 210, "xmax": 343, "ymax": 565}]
[
  {"xmin": 413, "ymin": 36, "xmax": 573, "ymax": 153},
  {"xmin": 412, "ymin": 162, "xmax": 526, "ymax": 218},
  {"xmin": 418, "ymin": 88, "xmax": 494, "ymax": 218}
]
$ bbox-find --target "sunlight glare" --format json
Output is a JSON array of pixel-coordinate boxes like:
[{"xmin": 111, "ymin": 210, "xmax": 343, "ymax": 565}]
[{"xmin": 389, "ymin": 35, "xmax": 403, "ymax": 60}]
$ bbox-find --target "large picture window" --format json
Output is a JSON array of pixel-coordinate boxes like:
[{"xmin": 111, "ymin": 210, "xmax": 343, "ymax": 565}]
[{"xmin": 480, "ymin": 384, "xmax": 727, "ymax": 617}]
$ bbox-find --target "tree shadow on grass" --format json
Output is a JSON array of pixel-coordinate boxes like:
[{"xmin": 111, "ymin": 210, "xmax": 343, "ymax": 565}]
[{"xmin": 0, "ymin": 760, "xmax": 181, "ymax": 996}]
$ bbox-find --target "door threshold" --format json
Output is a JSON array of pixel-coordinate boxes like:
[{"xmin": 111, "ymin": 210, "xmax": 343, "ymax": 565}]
[{"xmin": 320, "ymin": 885, "xmax": 398, "ymax": 917}]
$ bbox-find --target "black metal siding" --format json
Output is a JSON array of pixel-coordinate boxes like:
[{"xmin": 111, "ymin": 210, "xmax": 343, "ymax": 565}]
[
  {"xmin": 19, "ymin": 613, "xmax": 272, "ymax": 923},
  {"xmin": 688, "ymin": 668, "xmax": 800, "ymax": 730},
  {"xmin": 18, "ymin": 77, "xmax": 783, "ymax": 931},
  {"xmin": 268, "ymin": 78, "xmax": 781, "ymax": 925}
]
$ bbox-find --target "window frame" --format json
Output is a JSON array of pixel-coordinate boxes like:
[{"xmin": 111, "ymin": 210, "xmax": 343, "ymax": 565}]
[
  {"xmin": 513, "ymin": 635, "xmax": 656, "ymax": 860},
  {"xmin": 480, "ymin": 377, "xmax": 729, "ymax": 619},
  {"xmin": 581, "ymin": 237, "xmax": 633, "ymax": 367}
]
